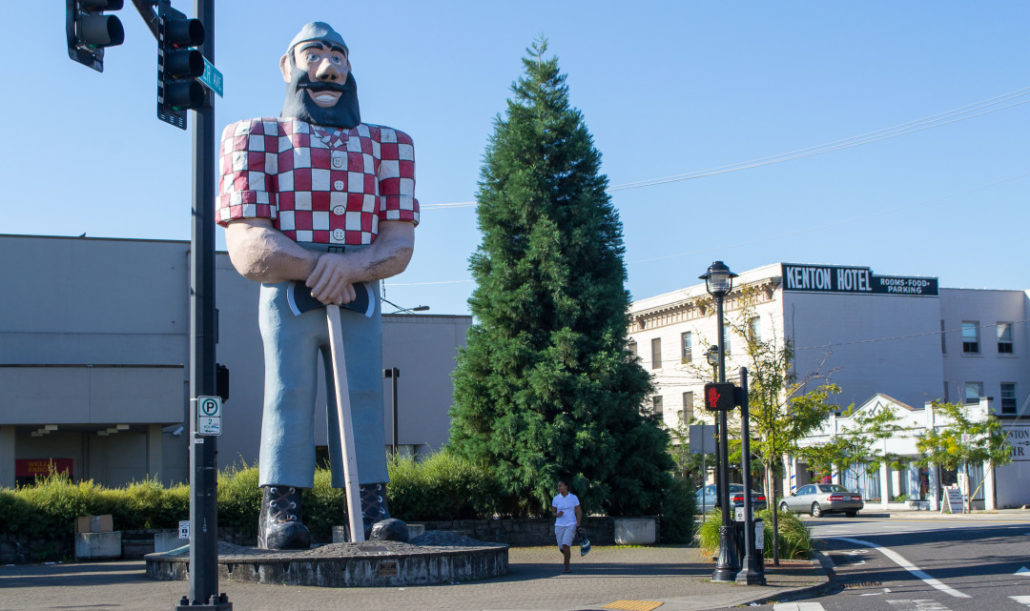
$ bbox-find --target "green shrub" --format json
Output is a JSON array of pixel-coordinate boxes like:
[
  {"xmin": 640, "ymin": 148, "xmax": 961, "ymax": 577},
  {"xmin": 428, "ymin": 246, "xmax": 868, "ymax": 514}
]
[
  {"xmin": 386, "ymin": 452, "xmax": 500, "ymax": 521},
  {"xmin": 697, "ymin": 508, "xmax": 812, "ymax": 559},
  {"xmin": 5, "ymin": 473, "xmax": 112, "ymax": 540},
  {"xmin": 659, "ymin": 476, "xmax": 696, "ymax": 543},
  {"xmin": 304, "ymin": 468, "xmax": 347, "ymax": 541},
  {"xmin": 216, "ymin": 465, "xmax": 262, "ymax": 539}
]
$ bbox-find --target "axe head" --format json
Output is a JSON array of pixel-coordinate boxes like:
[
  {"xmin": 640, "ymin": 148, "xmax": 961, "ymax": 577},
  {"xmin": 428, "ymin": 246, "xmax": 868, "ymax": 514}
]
[{"xmin": 286, "ymin": 282, "xmax": 375, "ymax": 318}]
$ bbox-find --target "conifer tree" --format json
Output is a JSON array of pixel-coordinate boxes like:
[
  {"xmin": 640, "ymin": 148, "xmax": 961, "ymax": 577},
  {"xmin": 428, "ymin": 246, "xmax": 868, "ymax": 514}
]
[{"xmin": 448, "ymin": 39, "xmax": 672, "ymax": 517}]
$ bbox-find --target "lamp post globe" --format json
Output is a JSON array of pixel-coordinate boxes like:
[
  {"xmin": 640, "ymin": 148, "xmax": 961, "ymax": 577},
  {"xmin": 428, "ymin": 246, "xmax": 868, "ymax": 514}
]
[
  {"xmin": 700, "ymin": 260, "xmax": 737, "ymax": 298},
  {"xmin": 706, "ymin": 345, "xmax": 720, "ymax": 368}
]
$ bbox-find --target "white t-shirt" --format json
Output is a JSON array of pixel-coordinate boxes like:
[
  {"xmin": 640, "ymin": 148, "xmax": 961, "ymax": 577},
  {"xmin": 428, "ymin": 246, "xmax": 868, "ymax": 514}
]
[{"xmin": 552, "ymin": 492, "xmax": 580, "ymax": 527}]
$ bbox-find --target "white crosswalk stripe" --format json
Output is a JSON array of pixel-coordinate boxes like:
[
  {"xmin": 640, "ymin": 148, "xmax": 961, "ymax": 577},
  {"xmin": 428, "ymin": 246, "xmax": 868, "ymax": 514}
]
[
  {"xmin": 772, "ymin": 603, "xmax": 825, "ymax": 611},
  {"xmin": 1012, "ymin": 595, "xmax": 1030, "ymax": 607},
  {"xmin": 887, "ymin": 600, "xmax": 951, "ymax": 610}
]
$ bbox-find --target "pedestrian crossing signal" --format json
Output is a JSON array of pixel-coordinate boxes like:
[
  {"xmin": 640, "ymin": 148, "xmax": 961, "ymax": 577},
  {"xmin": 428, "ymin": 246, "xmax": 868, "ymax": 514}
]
[{"xmin": 704, "ymin": 383, "xmax": 738, "ymax": 411}]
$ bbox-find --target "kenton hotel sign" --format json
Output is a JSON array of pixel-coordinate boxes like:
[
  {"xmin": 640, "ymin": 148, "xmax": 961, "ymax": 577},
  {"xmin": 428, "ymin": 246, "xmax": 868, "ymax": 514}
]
[{"xmin": 782, "ymin": 263, "xmax": 938, "ymax": 296}]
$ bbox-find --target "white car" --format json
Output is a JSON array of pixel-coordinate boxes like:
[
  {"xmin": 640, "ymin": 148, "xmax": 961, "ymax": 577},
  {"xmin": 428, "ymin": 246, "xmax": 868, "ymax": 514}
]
[{"xmin": 780, "ymin": 483, "xmax": 864, "ymax": 517}]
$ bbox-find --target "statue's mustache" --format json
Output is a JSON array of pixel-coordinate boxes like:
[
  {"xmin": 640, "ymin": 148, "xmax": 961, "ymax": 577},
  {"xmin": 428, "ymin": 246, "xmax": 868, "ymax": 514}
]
[{"xmin": 296, "ymin": 75, "xmax": 348, "ymax": 93}]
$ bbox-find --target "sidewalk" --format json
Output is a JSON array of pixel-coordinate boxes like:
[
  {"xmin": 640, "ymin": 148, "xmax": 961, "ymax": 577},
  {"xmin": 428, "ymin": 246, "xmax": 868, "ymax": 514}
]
[
  {"xmin": 886, "ymin": 507, "xmax": 1030, "ymax": 521},
  {"xmin": 0, "ymin": 545, "xmax": 827, "ymax": 611}
]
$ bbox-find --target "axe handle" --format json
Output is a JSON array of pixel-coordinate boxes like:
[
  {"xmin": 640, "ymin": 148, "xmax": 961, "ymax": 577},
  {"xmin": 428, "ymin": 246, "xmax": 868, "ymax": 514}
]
[{"xmin": 326, "ymin": 304, "xmax": 366, "ymax": 542}]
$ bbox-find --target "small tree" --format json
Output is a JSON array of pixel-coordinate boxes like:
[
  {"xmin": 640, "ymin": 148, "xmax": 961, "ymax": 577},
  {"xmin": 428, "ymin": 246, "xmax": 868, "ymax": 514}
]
[
  {"xmin": 797, "ymin": 430, "xmax": 866, "ymax": 486},
  {"xmin": 852, "ymin": 403, "xmax": 907, "ymax": 479},
  {"xmin": 916, "ymin": 401, "xmax": 1012, "ymax": 508},
  {"xmin": 667, "ymin": 413, "xmax": 716, "ymax": 489},
  {"xmin": 723, "ymin": 292, "xmax": 839, "ymax": 563}
]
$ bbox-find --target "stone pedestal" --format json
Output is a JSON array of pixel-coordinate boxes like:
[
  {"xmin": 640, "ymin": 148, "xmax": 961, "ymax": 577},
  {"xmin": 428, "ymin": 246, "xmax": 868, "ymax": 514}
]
[
  {"xmin": 75, "ymin": 531, "xmax": 122, "ymax": 560},
  {"xmin": 613, "ymin": 517, "xmax": 657, "ymax": 545},
  {"xmin": 146, "ymin": 535, "xmax": 508, "ymax": 587}
]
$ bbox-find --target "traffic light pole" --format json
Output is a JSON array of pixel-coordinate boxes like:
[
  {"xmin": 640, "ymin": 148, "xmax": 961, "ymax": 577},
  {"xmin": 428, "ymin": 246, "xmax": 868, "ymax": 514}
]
[{"xmin": 179, "ymin": 0, "xmax": 229, "ymax": 608}]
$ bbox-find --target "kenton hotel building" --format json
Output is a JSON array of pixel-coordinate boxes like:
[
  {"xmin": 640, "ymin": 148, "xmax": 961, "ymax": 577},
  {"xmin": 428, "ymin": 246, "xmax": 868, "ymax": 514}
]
[{"xmin": 628, "ymin": 261, "xmax": 1029, "ymax": 509}]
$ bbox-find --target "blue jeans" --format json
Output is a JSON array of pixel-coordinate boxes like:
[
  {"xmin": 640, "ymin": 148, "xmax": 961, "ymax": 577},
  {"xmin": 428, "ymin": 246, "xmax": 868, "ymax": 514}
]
[{"xmin": 256, "ymin": 245, "xmax": 387, "ymax": 488}]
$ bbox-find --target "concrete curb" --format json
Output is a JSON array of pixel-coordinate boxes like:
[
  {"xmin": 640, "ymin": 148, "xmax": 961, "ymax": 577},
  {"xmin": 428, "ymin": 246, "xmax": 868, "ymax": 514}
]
[{"xmin": 737, "ymin": 551, "xmax": 835, "ymax": 608}]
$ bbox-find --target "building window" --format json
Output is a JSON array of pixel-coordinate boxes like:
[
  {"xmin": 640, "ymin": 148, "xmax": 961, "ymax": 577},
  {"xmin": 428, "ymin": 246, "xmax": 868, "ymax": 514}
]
[
  {"xmin": 650, "ymin": 338, "xmax": 662, "ymax": 369},
  {"xmin": 964, "ymin": 382, "xmax": 983, "ymax": 404},
  {"xmin": 722, "ymin": 327, "xmax": 731, "ymax": 356},
  {"xmin": 682, "ymin": 391, "xmax": 694, "ymax": 423},
  {"xmin": 940, "ymin": 320, "xmax": 946, "ymax": 354},
  {"xmin": 651, "ymin": 395, "xmax": 663, "ymax": 415},
  {"xmin": 681, "ymin": 332, "xmax": 693, "ymax": 363},
  {"xmin": 961, "ymin": 322, "xmax": 979, "ymax": 354},
  {"xmin": 1001, "ymin": 383, "xmax": 1017, "ymax": 414},
  {"xmin": 627, "ymin": 340, "xmax": 637, "ymax": 357},
  {"xmin": 943, "ymin": 381, "xmax": 949, "ymax": 403},
  {"xmin": 748, "ymin": 317, "xmax": 761, "ymax": 344},
  {"xmin": 997, "ymin": 323, "xmax": 1013, "ymax": 354}
]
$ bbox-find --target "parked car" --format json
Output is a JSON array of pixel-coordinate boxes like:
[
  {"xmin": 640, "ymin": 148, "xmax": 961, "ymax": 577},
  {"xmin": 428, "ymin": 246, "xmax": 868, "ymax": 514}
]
[
  {"xmin": 695, "ymin": 483, "xmax": 768, "ymax": 514},
  {"xmin": 780, "ymin": 483, "xmax": 864, "ymax": 517}
]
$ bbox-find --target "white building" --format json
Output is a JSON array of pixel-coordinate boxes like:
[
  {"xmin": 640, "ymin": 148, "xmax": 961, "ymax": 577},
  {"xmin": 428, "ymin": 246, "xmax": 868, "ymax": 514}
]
[
  {"xmin": 0, "ymin": 234, "xmax": 471, "ymax": 489},
  {"xmin": 628, "ymin": 262, "xmax": 1029, "ymax": 509}
]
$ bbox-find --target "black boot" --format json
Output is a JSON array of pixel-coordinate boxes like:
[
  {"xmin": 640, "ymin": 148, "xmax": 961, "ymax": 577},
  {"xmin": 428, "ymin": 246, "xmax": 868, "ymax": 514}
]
[
  {"xmin": 257, "ymin": 485, "xmax": 311, "ymax": 550},
  {"xmin": 360, "ymin": 483, "xmax": 408, "ymax": 542}
]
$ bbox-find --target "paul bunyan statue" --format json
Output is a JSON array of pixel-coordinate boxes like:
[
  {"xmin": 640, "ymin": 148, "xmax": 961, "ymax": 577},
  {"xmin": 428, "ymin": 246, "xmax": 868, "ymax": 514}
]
[{"xmin": 216, "ymin": 22, "xmax": 418, "ymax": 550}]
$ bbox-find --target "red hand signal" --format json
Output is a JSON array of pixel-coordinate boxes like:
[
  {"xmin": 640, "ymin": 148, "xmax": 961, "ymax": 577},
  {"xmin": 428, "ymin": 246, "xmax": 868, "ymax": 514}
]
[{"xmin": 707, "ymin": 386, "xmax": 720, "ymax": 408}]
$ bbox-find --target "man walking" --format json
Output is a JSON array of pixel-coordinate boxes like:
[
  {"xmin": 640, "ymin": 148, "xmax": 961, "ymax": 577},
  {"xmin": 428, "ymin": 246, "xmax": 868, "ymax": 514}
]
[{"xmin": 552, "ymin": 480, "xmax": 582, "ymax": 573}]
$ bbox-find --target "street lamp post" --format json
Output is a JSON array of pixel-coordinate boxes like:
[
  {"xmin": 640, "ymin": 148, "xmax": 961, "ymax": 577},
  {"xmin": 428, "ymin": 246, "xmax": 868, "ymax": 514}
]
[{"xmin": 701, "ymin": 260, "xmax": 739, "ymax": 582}]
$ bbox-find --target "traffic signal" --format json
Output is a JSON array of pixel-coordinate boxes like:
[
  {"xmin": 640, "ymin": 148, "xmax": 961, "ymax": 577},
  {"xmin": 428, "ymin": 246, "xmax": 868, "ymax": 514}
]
[
  {"xmin": 157, "ymin": 0, "xmax": 206, "ymax": 129},
  {"xmin": 704, "ymin": 383, "xmax": 739, "ymax": 411},
  {"xmin": 66, "ymin": 0, "xmax": 125, "ymax": 72}
]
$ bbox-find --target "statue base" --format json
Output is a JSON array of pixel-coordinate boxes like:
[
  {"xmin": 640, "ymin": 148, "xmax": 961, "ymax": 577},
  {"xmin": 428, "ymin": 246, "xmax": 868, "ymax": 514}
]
[{"xmin": 145, "ymin": 533, "xmax": 508, "ymax": 587}]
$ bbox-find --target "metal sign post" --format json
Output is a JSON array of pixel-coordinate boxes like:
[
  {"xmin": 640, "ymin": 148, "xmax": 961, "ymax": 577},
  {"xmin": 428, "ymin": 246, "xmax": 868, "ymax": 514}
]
[
  {"xmin": 178, "ymin": 0, "xmax": 229, "ymax": 608},
  {"xmin": 736, "ymin": 367, "xmax": 765, "ymax": 585}
]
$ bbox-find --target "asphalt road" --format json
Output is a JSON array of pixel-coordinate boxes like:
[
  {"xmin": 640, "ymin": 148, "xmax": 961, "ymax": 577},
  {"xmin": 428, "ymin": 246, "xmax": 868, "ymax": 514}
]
[{"xmin": 753, "ymin": 516, "xmax": 1030, "ymax": 610}]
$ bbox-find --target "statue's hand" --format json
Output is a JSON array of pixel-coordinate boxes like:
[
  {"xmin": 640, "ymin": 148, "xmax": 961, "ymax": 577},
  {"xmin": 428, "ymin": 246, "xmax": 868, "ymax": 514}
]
[{"xmin": 306, "ymin": 253, "xmax": 359, "ymax": 305}]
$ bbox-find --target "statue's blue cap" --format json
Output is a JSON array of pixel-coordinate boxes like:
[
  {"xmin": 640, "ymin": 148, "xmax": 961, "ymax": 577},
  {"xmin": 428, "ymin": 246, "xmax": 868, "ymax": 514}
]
[{"xmin": 287, "ymin": 22, "xmax": 348, "ymax": 55}]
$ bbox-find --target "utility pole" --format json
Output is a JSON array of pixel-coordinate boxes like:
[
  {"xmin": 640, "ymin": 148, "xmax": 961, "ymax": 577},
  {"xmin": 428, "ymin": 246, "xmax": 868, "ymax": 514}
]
[
  {"xmin": 67, "ymin": 1, "xmax": 228, "ymax": 607},
  {"xmin": 384, "ymin": 368, "xmax": 400, "ymax": 454},
  {"xmin": 178, "ymin": 0, "xmax": 229, "ymax": 607}
]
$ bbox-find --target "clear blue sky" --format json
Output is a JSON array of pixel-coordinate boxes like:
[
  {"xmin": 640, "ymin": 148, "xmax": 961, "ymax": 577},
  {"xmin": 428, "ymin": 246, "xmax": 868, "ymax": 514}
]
[{"xmin": 5, "ymin": 2, "xmax": 1028, "ymax": 314}]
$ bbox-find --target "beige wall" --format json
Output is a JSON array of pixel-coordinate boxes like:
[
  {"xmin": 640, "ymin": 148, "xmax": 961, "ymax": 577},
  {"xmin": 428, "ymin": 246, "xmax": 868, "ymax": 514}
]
[{"xmin": 0, "ymin": 234, "xmax": 470, "ymax": 488}]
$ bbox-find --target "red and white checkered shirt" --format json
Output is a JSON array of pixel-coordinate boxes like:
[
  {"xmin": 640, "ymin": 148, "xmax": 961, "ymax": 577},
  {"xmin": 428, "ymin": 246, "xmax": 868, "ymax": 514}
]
[{"xmin": 217, "ymin": 118, "xmax": 419, "ymax": 245}]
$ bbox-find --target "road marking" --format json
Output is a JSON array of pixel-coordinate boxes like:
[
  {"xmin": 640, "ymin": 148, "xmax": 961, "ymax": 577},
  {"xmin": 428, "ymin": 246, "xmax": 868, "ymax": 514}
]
[
  {"xmin": 860, "ymin": 587, "xmax": 893, "ymax": 596},
  {"xmin": 829, "ymin": 537, "xmax": 971, "ymax": 599},
  {"xmin": 887, "ymin": 600, "xmax": 951, "ymax": 610},
  {"xmin": 1017, "ymin": 565, "xmax": 1030, "ymax": 576},
  {"xmin": 772, "ymin": 603, "xmax": 824, "ymax": 610},
  {"xmin": 602, "ymin": 601, "xmax": 663, "ymax": 611},
  {"xmin": 1012, "ymin": 596, "xmax": 1030, "ymax": 607}
]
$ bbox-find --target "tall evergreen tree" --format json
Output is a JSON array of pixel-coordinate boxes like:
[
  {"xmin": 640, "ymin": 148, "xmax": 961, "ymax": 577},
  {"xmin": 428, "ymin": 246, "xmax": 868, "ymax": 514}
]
[{"xmin": 448, "ymin": 40, "xmax": 672, "ymax": 517}]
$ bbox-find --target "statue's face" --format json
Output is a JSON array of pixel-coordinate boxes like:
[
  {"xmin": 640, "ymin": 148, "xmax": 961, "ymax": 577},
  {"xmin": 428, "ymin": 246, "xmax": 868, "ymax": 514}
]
[
  {"xmin": 282, "ymin": 41, "xmax": 350, "ymax": 108},
  {"xmin": 278, "ymin": 38, "xmax": 360, "ymax": 128}
]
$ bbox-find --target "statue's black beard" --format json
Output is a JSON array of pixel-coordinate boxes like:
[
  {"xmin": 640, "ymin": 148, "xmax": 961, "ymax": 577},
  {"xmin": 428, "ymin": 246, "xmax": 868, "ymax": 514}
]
[{"xmin": 281, "ymin": 71, "xmax": 361, "ymax": 128}]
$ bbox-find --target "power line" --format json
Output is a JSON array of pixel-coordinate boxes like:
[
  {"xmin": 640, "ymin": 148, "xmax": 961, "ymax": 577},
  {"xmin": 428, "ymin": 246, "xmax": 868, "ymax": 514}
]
[{"xmin": 419, "ymin": 86, "xmax": 1030, "ymax": 210}]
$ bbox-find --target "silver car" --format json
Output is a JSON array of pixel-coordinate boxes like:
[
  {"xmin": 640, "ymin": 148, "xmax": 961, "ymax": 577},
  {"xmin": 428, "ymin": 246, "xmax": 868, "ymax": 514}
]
[
  {"xmin": 695, "ymin": 483, "xmax": 767, "ymax": 514},
  {"xmin": 780, "ymin": 483, "xmax": 864, "ymax": 517}
]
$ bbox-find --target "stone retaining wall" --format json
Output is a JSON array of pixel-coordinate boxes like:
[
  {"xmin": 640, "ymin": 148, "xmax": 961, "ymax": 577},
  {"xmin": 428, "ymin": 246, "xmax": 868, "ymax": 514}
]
[{"xmin": 1, "ymin": 516, "xmax": 659, "ymax": 563}]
